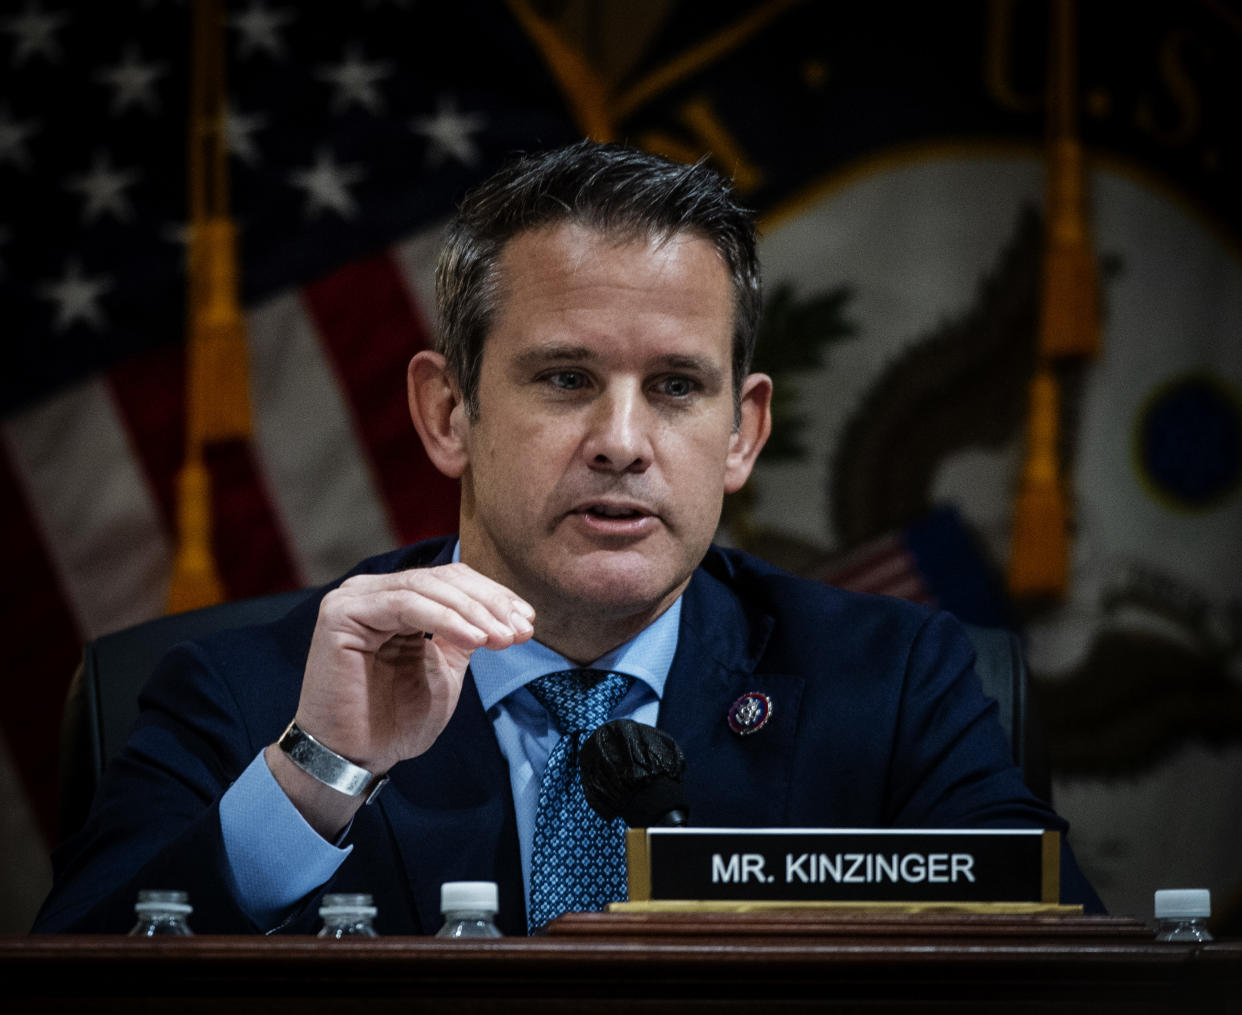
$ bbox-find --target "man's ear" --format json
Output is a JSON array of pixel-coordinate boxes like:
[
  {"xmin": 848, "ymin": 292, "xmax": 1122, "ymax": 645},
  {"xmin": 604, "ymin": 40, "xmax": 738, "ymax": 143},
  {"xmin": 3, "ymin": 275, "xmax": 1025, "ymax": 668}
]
[
  {"xmin": 723, "ymin": 372, "xmax": 773, "ymax": 494},
  {"xmin": 408, "ymin": 350, "xmax": 469, "ymax": 479}
]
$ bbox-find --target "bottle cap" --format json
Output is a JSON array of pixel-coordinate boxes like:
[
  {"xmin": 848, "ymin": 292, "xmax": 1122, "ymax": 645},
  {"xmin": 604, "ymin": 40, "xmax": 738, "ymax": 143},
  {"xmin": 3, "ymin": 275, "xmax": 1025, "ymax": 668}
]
[
  {"xmin": 134, "ymin": 889, "xmax": 193, "ymax": 915},
  {"xmin": 1154, "ymin": 888, "xmax": 1211, "ymax": 919},
  {"xmin": 441, "ymin": 880, "xmax": 499, "ymax": 913},
  {"xmin": 318, "ymin": 893, "xmax": 378, "ymax": 918}
]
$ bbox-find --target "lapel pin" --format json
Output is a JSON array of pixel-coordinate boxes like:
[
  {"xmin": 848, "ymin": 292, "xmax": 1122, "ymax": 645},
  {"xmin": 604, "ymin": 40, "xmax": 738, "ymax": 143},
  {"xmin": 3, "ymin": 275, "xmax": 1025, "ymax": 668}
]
[{"xmin": 727, "ymin": 691, "xmax": 773, "ymax": 736}]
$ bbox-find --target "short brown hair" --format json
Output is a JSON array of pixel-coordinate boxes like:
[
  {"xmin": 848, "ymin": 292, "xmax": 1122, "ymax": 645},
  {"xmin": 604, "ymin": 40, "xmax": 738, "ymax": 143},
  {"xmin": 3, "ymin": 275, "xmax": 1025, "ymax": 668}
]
[{"xmin": 434, "ymin": 140, "xmax": 762, "ymax": 419}]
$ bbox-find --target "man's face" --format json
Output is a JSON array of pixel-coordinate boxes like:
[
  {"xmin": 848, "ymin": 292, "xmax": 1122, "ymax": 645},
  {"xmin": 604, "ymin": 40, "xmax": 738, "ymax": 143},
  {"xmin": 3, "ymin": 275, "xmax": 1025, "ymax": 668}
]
[{"xmin": 451, "ymin": 222, "xmax": 769, "ymax": 655}]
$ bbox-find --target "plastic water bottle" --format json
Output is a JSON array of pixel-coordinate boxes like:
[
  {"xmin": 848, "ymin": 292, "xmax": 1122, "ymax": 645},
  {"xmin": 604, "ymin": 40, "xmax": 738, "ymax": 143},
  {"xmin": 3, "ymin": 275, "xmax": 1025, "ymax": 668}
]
[
  {"xmin": 1153, "ymin": 888, "xmax": 1213, "ymax": 942},
  {"xmin": 435, "ymin": 881, "xmax": 502, "ymax": 938},
  {"xmin": 317, "ymin": 893, "xmax": 379, "ymax": 938},
  {"xmin": 128, "ymin": 890, "xmax": 193, "ymax": 936}
]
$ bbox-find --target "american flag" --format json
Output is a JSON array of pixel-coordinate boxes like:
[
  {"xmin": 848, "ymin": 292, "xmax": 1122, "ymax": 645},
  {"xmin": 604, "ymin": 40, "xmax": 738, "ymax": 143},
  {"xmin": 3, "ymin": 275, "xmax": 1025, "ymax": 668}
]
[
  {"xmin": 811, "ymin": 532, "xmax": 934, "ymax": 605},
  {"xmin": 808, "ymin": 505, "xmax": 1014, "ymax": 631},
  {"xmin": 0, "ymin": 0, "xmax": 577, "ymax": 838}
]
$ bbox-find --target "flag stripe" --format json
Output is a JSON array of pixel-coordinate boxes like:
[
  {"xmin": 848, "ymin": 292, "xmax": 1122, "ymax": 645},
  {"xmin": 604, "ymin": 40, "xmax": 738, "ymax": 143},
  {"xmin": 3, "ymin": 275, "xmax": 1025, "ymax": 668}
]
[
  {"xmin": 105, "ymin": 341, "xmax": 186, "ymax": 534},
  {"xmin": 0, "ymin": 445, "xmax": 84, "ymax": 840},
  {"xmin": 247, "ymin": 290, "xmax": 398, "ymax": 585},
  {"xmin": 831, "ymin": 550, "xmax": 919, "ymax": 592},
  {"xmin": 814, "ymin": 532, "xmax": 907, "ymax": 586},
  {"xmin": 303, "ymin": 250, "xmax": 460, "ymax": 545},
  {"xmin": 203, "ymin": 439, "xmax": 302, "ymax": 600},
  {"xmin": 2, "ymin": 379, "xmax": 171, "ymax": 640},
  {"xmin": 812, "ymin": 536, "xmax": 936, "ymax": 605},
  {"xmin": 870, "ymin": 575, "xmax": 934, "ymax": 602}
]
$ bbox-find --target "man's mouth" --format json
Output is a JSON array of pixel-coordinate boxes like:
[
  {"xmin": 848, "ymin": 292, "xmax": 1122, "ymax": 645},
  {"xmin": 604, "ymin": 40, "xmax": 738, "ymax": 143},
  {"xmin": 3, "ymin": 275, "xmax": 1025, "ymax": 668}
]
[
  {"xmin": 582, "ymin": 504, "xmax": 647, "ymax": 519},
  {"xmin": 566, "ymin": 500, "xmax": 659, "ymax": 535}
]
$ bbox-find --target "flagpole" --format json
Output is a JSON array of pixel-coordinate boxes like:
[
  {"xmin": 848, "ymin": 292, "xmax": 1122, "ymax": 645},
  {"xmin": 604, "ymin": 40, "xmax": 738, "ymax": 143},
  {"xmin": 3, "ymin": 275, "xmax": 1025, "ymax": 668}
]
[{"xmin": 168, "ymin": 0, "xmax": 251, "ymax": 613}]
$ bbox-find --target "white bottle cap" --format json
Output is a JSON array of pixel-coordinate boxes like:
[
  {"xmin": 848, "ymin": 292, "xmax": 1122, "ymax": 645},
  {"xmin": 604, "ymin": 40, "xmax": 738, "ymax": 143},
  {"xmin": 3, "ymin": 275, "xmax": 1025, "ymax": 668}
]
[
  {"xmin": 1154, "ymin": 888, "xmax": 1211, "ymax": 919},
  {"xmin": 441, "ymin": 880, "xmax": 499, "ymax": 913}
]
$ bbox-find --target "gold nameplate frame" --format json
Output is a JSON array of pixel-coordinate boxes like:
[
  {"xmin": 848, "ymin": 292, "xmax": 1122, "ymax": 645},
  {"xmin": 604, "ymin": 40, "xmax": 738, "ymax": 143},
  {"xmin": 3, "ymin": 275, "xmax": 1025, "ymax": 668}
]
[{"xmin": 620, "ymin": 827, "xmax": 1073, "ymax": 914}]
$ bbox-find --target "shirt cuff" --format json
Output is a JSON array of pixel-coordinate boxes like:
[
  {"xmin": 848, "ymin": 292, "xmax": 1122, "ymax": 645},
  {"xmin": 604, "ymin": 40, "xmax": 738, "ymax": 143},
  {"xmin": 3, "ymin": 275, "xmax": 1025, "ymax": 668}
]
[{"xmin": 220, "ymin": 751, "xmax": 353, "ymax": 928}]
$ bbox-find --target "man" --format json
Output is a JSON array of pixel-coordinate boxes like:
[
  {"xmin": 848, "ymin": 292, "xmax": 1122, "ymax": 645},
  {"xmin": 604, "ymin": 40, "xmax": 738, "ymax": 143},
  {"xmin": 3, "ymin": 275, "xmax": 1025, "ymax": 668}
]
[{"xmin": 35, "ymin": 141, "xmax": 1101, "ymax": 935}]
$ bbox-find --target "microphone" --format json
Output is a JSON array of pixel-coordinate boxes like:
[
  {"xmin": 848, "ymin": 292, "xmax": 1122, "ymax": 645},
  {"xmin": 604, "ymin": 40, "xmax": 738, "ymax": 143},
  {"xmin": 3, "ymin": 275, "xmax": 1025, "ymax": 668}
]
[{"xmin": 580, "ymin": 719, "xmax": 689, "ymax": 827}]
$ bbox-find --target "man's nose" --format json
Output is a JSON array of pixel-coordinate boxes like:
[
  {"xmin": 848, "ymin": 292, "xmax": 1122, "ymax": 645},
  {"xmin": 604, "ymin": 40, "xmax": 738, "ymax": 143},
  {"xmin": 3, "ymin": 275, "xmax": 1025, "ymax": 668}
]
[{"xmin": 583, "ymin": 387, "xmax": 653, "ymax": 473}]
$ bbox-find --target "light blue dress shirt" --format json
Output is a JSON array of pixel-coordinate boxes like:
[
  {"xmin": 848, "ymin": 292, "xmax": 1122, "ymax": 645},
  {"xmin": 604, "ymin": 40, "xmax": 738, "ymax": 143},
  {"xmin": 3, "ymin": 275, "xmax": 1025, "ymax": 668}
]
[{"xmin": 220, "ymin": 541, "xmax": 681, "ymax": 929}]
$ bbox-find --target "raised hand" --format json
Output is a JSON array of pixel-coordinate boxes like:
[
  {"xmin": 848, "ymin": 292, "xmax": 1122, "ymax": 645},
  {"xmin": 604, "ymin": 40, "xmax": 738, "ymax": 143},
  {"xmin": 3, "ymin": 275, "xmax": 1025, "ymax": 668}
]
[{"xmin": 265, "ymin": 563, "xmax": 534, "ymax": 837}]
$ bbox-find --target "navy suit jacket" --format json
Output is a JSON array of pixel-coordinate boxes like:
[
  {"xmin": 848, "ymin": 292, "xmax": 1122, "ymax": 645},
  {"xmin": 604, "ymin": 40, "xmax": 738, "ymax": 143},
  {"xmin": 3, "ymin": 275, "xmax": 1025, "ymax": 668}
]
[{"xmin": 35, "ymin": 538, "xmax": 1102, "ymax": 933}]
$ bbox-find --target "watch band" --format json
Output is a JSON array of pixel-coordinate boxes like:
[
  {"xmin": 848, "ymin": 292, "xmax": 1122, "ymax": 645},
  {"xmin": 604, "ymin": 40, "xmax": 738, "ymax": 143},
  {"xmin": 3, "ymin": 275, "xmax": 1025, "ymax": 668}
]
[{"xmin": 277, "ymin": 720, "xmax": 389, "ymax": 805}]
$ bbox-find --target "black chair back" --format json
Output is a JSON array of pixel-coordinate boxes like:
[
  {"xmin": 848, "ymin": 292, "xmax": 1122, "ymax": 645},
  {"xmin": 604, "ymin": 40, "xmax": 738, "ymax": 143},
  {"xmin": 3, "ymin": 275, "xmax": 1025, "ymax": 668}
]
[{"xmin": 57, "ymin": 589, "xmax": 310, "ymax": 840}]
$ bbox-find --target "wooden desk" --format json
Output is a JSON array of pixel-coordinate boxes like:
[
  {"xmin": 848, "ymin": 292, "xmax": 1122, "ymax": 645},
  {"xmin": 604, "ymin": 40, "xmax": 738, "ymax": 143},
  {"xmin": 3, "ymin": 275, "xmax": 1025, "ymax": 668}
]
[{"xmin": 5, "ymin": 913, "xmax": 1240, "ymax": 1013}]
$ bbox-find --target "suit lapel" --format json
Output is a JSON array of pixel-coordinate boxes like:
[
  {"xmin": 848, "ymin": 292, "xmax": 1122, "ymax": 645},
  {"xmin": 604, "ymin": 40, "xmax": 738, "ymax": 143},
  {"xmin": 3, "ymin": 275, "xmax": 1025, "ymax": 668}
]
[{"xmin": 659, "ymin": 562, "xmax": 806, "ymax": 828}]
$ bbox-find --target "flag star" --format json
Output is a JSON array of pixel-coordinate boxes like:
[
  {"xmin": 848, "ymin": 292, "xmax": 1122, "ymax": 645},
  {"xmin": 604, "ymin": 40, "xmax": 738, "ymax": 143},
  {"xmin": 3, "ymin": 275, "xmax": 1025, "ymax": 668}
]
[
  {"xmin": 94, "ymin": 44, "xmax": 168, "ymax": 116},
  {"xmin": 225, "ymin": 104, "xmax": 267, "ymax": 166},
  {"xmin": 230, "ymin": 0, "xmax": 296, "ymax": 61},
  {"xmin": 0, "ymin": 104, "xmax": 39, "ymax": 171},
  {"xmin": 65, "ymin": 150, "xmax": 143, "ymax": 224},
  {"xmin": 316, "ymin": 43, "xmax": 393, "ymax": 114},
  {"xmin": 38, "ymin": 259, "xmax": 113, "ymax": 332},
  {"xmin": 410, "ymin": 96, "xmax": 487, "ymax": 168},
  {"xmin": 1, "ymin": 1, "xmax": 68, "ymax": 66},
  {"xmin": 288, "ymin": 148, "xmax": 365, "ymax": 219}
]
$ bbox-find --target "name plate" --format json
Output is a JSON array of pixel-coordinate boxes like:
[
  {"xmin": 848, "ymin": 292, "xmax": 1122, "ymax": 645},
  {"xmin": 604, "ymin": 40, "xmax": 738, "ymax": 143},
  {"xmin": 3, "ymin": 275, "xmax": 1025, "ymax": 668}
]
[{"xmin": 626, "ymin": 828, "xmax": 1060, "ymax": 904}]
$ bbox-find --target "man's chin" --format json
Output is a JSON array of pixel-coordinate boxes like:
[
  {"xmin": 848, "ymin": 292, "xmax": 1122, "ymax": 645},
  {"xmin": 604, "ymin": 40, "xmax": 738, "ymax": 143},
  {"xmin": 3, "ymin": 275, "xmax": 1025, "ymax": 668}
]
[{"xmin": 543, "ymin": 555, "xmax": 690, "ymax": 619}]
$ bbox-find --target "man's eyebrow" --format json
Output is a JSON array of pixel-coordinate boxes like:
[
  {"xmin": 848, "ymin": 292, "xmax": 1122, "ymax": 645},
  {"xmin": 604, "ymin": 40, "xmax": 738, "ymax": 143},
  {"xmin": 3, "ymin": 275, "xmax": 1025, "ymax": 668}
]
[
  {"xmin": 511, "ymin": 344, "xmax": 599, "ymax": 369},
  {"xmin": 510, "ymin": 346, "xmax": 725, "ymax": 384},
  {"xmin": 656, "ymin": 354, "xmax": 721, "ymax": 377}
]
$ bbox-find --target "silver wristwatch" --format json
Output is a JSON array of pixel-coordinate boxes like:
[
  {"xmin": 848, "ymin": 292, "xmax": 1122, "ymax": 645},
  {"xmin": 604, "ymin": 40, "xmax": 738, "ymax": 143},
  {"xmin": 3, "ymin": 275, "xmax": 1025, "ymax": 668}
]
[{"xmin": 276, "ymin": 720, "xmax": 389, "ymax": 804}]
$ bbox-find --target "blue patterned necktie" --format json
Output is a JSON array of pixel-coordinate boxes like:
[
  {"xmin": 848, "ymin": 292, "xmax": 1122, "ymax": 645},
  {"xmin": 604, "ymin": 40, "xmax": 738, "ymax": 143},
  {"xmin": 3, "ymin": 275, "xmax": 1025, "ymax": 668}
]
[{"xmin": 526, "ymin": 668, "xmax": 634, "ymax": 932}]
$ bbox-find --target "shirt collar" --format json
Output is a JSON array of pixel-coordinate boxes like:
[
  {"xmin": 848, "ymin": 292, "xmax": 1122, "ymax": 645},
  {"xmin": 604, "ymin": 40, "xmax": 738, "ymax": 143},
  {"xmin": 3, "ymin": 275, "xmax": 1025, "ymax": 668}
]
[{"xmin": 451, "ymin": 539, "xmax": 683, "ymax": 711}]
